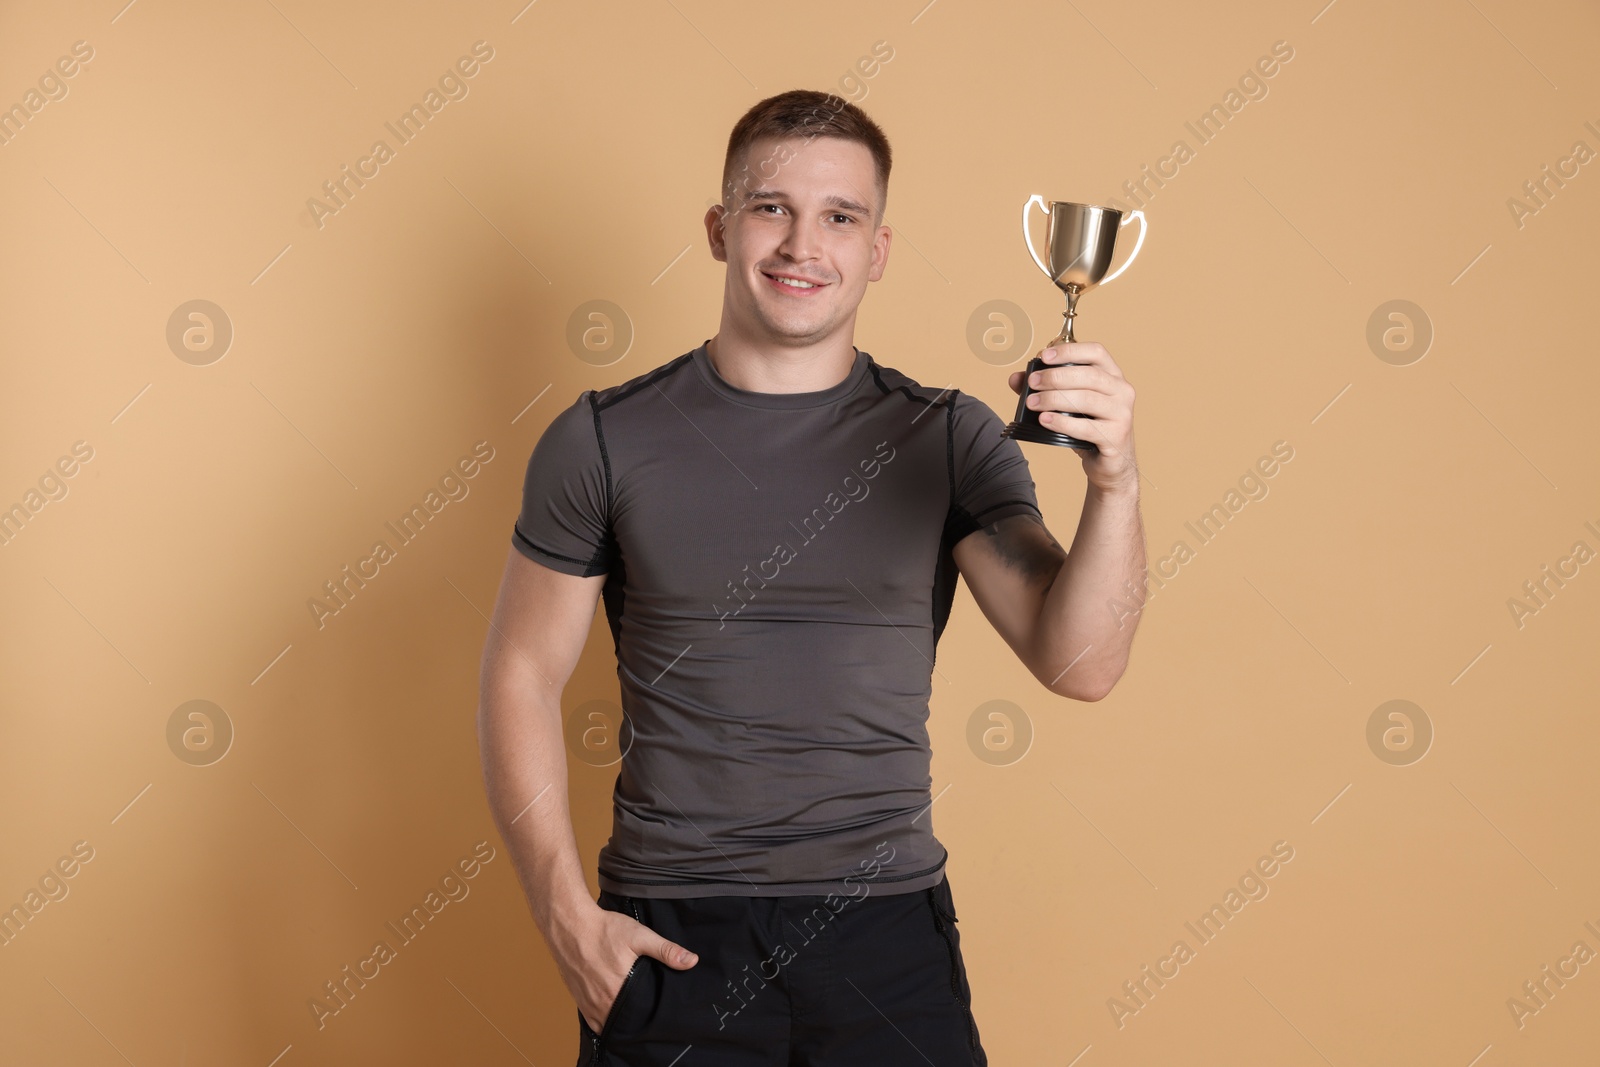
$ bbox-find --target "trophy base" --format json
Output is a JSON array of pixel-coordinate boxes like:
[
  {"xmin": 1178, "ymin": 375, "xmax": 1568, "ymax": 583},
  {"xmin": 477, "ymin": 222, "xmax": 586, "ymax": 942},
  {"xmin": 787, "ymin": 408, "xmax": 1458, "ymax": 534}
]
[{"xmin": 1001, "ymin": 419, "xmax": 1098, "ymax": 452}]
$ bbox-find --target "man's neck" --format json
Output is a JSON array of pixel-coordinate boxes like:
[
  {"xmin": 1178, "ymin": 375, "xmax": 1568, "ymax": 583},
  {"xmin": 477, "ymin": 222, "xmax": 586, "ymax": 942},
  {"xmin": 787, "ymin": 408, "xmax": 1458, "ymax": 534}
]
[{"xmin": 705, "ymin": 331, "xmax": 857, "ymax": 395}]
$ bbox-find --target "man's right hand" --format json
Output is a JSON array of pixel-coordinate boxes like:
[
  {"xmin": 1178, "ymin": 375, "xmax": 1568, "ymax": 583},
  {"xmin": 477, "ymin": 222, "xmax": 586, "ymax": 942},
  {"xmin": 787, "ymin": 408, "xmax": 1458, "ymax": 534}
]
[{"xmin": 554, "ymin": 902, "xmax": 701, "ymax": 1033}]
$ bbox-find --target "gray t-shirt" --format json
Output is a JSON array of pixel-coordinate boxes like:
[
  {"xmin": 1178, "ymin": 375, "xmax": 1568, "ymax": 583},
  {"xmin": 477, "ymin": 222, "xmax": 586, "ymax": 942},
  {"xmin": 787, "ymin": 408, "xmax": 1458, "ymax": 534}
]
[{"xmin": 512, "ymin": 340, "xmax": 1041, "ymax": 898}]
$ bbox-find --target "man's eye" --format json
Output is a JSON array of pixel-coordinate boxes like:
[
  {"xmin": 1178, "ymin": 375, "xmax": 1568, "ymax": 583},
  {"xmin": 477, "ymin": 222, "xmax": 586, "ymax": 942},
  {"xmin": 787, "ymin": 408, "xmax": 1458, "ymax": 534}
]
[{"xmin": 831, "ymin": 214, "xmax": 856, "ymax": 225}]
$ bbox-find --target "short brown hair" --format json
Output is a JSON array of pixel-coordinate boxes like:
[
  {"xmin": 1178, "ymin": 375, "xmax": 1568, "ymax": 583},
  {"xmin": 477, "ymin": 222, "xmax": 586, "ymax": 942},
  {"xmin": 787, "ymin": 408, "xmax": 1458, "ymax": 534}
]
[{"xmin": 722, "ymin": 89, "xmax": 893, "ymax": 221}]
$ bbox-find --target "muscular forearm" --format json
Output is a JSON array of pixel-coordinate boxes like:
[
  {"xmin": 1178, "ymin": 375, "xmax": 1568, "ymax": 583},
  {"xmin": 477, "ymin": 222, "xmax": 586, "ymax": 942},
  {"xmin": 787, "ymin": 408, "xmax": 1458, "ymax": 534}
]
[
  {"xmin": 1036, "ymin": 482, "xmax": 1147, "ymax": 699},
  {"xmin": 478, "ymin": 680, "xmax": 597, "ymax": 951}
]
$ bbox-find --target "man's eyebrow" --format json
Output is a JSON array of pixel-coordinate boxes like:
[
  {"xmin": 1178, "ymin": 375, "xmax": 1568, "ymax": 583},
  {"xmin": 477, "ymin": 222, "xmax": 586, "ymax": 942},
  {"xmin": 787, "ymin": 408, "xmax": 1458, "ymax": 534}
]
[{"xmin": 744, "ymin": 189, "xmax": 874, "ymax": 215}]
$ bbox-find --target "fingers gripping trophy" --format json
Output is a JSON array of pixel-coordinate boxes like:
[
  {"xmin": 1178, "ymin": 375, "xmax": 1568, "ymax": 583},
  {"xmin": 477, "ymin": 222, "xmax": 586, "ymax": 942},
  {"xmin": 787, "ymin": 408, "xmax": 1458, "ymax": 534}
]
[{"xmin": 1002, "ymin": 196, "xmax": 1148, "ymax": 452}]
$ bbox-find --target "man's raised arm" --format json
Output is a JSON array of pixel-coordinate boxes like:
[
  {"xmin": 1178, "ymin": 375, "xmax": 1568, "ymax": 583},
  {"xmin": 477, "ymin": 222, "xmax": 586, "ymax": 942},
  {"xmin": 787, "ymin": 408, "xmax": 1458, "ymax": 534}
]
[
  {"xmin": 953, "ymin": 340, "xmax": 1147, "ymax": 701},
  {"xmin": 953, "ymin": 494, "xmax": 1145, "ymax": 702}
]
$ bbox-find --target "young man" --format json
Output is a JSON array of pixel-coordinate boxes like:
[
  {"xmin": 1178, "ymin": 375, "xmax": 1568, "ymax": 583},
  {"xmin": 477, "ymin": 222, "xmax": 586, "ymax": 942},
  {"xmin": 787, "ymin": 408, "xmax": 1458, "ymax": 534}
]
[{"xmin": 478, "ymin": 90, "xmax": 1145, "ymax": 1066}]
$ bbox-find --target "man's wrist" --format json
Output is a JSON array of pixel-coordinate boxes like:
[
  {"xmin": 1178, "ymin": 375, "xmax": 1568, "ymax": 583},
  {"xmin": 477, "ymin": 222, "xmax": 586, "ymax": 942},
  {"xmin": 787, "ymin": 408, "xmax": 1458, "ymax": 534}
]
[
  {"xmin": 1087, "ymin": 476, "xmax": 1140, "ymax": 503},
  {"xmin": 546, "ymin": 877, "xmax": 600, "ymax": 924},
  {"xmin": 544, "ymin": 884, "xmax": 603, "ymax": 951}
]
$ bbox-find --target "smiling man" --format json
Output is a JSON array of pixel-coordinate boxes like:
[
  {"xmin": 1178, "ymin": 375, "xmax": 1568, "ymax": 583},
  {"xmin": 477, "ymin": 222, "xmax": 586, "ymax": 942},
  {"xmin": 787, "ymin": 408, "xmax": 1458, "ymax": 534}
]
[{"xmin": 478, "ymin": 89, "xmax": 1147, "ymax": 1066}]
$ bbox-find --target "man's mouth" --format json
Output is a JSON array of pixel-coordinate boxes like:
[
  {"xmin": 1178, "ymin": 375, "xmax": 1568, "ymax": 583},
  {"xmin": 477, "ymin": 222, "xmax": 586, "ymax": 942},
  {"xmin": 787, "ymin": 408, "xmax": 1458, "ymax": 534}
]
[{"xmin": 760, "ymin": 269, "xmax": 829, "ymax": 295}]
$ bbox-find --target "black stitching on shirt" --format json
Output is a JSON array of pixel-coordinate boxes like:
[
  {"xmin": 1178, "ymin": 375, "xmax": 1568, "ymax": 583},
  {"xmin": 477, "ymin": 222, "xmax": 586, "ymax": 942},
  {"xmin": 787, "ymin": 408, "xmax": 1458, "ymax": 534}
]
[
  {"xmin": 595, "ymin": 351, "xmax": 694, "ymax": 411},
  {"xmin": 946, "ymin": 396, "xmax": 957, "ymax": 501},
  {"xmin": 866, "ymin": 361, "xmax": 956, "ymax": 414},
  {"xmin": 586, "ymin": 390, "xmax": 615, "ymax": 521}
]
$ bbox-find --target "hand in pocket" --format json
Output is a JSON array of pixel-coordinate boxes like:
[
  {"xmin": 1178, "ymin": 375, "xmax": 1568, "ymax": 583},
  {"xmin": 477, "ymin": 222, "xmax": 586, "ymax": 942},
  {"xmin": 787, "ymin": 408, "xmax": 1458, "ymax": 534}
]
[{"xmin": 559, "ymin": 901, "xmax": 700, "ymax": 1033}]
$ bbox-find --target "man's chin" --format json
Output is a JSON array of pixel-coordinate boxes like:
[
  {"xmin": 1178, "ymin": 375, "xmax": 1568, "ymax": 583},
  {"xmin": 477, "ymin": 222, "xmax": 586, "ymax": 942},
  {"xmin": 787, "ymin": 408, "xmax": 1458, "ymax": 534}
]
[
  {"xmin": 757, "ymin": 320, "xmax": 833, "ymax": 345},
  {"xmin": 747, "ymin": 305, "xmax": 833, "ymax": 342}
]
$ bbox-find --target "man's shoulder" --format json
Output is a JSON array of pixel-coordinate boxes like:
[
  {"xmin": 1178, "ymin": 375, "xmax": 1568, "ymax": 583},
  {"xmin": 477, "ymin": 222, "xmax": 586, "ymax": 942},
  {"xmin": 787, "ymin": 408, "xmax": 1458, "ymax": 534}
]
[
  {"xmin": 863, "ymin": 354, "xmax": 963, "ymax": 414},
  {"xmin": 534, "ymin": 347, "xmax": 698, "ymax": 454},
  {"xmin": 587, "ymin": 346, "xmax": 699, "ymax": 412},
  {"xmin": 864, "ymin": 354, "xmax": 1003, "ymax": 426}
]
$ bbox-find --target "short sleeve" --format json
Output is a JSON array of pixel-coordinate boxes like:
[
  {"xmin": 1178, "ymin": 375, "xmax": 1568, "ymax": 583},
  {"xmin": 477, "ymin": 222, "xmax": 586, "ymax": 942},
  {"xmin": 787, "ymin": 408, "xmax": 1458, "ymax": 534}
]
[
  {"xmin": 945, "ymin": 390, "xmax": 1042, "ymax": 544},
  {"xmin": 511, "ymin": 391, "xmax": 617, "ymax": 577}
]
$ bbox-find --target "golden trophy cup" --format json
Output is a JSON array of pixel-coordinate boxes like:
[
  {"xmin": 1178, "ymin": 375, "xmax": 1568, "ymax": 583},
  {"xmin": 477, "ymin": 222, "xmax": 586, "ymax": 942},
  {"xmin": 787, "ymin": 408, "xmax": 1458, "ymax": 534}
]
[{"xmin": 1003, "ymin": 196, "xmax": 1148, "ymax": 450}]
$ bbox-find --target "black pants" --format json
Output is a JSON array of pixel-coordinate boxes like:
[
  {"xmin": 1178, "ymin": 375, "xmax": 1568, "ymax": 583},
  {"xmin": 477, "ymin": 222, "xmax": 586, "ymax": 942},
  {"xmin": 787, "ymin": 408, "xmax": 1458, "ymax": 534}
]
[{"xmin": 576, "ymin": 873, "xmax": 986, "ymax": 1066}]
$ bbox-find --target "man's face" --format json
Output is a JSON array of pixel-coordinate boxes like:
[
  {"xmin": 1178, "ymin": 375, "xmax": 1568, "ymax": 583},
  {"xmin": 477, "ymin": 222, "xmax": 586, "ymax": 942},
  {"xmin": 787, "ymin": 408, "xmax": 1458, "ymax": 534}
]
[{"xmin": 706, "ymin": 135, "xmax": 891, "ymax": 347}]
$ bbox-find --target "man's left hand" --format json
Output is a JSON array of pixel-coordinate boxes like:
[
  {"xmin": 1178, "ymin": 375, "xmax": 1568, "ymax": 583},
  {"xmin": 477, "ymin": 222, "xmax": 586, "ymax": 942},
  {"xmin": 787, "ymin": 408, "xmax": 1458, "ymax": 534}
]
[{"xmin": 1006, "ymin": 341, "xmax": 1139, "ymax": 494}]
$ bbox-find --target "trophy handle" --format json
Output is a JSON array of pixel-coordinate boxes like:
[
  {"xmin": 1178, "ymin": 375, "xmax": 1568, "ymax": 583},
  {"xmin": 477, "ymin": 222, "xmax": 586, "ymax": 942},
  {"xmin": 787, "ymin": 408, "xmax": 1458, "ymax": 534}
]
[
  {"xmin": 1100, "ymin": 209, "xmax": 1147, "ymax": 285},
  {"xmin": 1021, "ymin": 194, "xmax": 1053, "ymax": 278}
]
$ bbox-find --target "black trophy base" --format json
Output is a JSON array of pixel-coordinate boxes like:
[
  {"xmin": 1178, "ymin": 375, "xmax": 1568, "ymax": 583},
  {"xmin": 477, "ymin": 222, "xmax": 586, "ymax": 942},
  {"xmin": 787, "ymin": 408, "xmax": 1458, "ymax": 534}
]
[
  {"xmin": 1001, "ymin": 419, "xmax": 1098, "ymax": 452},
  {"xmin": 1001, "ymin": 354, "xmax": 1099, "ymax": 452}
]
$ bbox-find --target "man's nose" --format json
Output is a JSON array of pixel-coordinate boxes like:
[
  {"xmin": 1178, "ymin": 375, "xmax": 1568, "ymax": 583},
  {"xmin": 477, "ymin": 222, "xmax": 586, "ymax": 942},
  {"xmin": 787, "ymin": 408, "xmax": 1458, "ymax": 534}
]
[{"xmin": 776, "ymin": 214, "xmax": 823, "ymax": 262}]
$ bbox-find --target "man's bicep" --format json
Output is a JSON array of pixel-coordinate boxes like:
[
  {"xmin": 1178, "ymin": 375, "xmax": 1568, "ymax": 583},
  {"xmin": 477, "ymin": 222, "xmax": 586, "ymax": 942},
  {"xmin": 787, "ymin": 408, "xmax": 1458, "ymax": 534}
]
[
  {"xmin": 482, "ymin": 544, "xmax": 606, "ymax": 695},
  {"xmin": 950, "ymin": 513, "xmax": 1067, "ymax": 669}
]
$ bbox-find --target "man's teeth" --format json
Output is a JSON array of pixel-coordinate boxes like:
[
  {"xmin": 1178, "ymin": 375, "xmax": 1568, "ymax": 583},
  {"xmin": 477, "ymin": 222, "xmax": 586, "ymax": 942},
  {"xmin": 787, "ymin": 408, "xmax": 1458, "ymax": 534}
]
[{"xmin": 773, "ymin": 276, "xmax": 818, "ymax": 288}]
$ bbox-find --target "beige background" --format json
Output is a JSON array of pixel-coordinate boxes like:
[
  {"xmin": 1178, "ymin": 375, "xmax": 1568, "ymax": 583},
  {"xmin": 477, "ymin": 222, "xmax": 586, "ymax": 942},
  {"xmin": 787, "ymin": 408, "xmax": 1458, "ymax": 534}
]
[{"xmin": 2, "ymin": 0, "xmax": 1597, "ymax": 1063}]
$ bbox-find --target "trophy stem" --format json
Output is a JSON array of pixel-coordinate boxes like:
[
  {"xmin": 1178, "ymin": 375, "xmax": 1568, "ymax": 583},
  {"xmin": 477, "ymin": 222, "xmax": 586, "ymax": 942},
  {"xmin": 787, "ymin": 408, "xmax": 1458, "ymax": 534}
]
[{"xmin": 1058, "ymin": 283, "xmax": 1082, "ymax": 345}]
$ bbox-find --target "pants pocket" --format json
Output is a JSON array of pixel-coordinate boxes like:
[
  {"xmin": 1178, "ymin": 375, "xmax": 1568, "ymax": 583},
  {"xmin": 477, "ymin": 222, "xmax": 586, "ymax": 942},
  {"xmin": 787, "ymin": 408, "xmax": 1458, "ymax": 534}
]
[
  {"xmin": 928, "ymin": 877, "xmax": 984, "ymax": 1063},
  {"xmin": 578, "ymin": 892, "xmax": 645, "ymax": 1065},
  {"xmin": 932, "ymin": 876, "xmax": 960, "ymax": 924},
  {"xmin": 595, "ymin": 954, "xmax": 641, "ymax": 1041}
]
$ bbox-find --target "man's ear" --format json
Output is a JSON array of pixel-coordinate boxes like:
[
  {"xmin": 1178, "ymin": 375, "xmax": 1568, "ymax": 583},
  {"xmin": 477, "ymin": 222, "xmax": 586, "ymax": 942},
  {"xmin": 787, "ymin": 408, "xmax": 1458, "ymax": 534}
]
[
  {"xmin": 705, "ymin": 204, "xmax": 728, "ymax": 263},
  {"xmin": 867, "ymin": 222, "xmax": 892, "ymax": 282}
]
